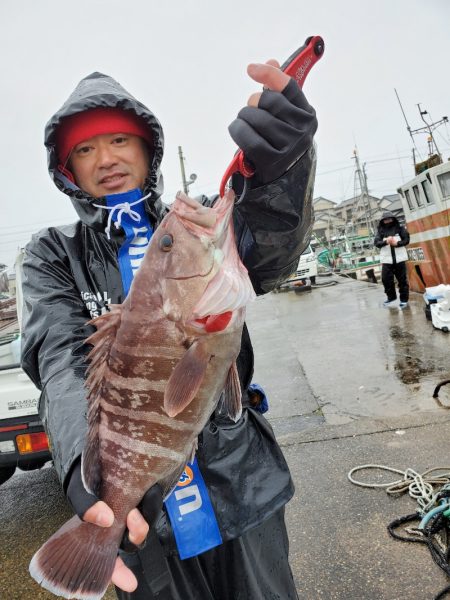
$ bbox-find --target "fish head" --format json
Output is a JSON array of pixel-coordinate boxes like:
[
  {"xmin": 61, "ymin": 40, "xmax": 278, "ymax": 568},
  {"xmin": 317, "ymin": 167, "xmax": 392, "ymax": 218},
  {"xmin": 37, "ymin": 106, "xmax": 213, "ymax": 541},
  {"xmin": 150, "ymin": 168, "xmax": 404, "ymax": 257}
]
[{"xmin": 147, "ymin": 190, "xmax": 255, "ymax": 333}]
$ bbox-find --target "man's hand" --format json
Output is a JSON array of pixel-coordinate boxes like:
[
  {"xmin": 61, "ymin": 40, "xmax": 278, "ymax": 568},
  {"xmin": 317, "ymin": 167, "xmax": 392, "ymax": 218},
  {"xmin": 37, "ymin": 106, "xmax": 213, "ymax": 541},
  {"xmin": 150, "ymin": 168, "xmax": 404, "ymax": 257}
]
[
  {"xmin": 228, "ymin": 59, "xmax": 317, "ymax": 185},
  {"xmin": 67, "ymin": 461, "xmax": 162, "ymax": 592},
  {"xmin": 386, "ymin": 236, "xmax": 398, "ymax": 247},
  {"xmin": 83, "ymin": 501, "xmax": 149, "ymax": 592},
  {"xmin": 246, "ymin": 59, "xmax": 290, "ymax": 101}
]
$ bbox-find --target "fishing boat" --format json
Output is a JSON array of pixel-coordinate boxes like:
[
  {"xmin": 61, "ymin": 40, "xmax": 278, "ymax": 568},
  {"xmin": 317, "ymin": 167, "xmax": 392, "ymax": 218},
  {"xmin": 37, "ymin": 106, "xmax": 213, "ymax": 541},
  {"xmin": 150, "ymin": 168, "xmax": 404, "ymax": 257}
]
[
  {"xmin": 394, "ymin": 95, "xmax": 450, "ymax": 293},
  {"xmin": 397, "ymin": 159, "xmax": 450, "ymax": 292},
  {"xmin": 316, "ymin": 233, "xmax": 381, "ymax": 283}
]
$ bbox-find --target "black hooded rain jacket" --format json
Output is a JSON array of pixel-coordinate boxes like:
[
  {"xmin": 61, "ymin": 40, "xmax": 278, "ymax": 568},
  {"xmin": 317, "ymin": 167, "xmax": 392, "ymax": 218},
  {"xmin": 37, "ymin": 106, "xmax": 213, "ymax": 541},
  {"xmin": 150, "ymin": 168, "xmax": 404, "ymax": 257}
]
[
  {"xmin": 21, "ymin": 72, "xmax": 317, "ymax": 544},
  {"xmin": 374, "ymin": 210, "xmax": 410, "ymax": 264}
]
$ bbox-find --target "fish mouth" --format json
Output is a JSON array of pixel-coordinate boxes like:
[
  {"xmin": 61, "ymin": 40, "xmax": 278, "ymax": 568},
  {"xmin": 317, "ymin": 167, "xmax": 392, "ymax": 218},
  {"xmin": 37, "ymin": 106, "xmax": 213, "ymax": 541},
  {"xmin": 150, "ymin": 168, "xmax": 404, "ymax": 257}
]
[
  {"xmin": 171, "ymin": 191, "xmax": 232, "ymax": 242},
  {"xmin": 171, "ymin": 189, "xmax": 256, "ymax": 329},
  {"xmin": 190, "ymin": 222, "xmax": 255, "ymax": 322}
]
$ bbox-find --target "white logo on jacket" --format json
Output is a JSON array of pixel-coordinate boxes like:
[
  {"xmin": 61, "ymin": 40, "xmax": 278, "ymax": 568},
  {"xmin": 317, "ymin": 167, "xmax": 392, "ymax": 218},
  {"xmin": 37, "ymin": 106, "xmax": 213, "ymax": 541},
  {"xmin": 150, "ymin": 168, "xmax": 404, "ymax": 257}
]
[{"xmin": 80, "ymin": 291, "xmax": 111, "ymax": 318}]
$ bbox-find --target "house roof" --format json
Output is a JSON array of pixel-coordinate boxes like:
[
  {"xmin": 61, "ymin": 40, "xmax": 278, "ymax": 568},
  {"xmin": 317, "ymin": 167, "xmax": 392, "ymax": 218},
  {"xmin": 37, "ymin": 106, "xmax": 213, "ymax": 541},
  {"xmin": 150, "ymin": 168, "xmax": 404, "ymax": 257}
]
[
  {"xmin": 313, "ymin": 196, "xmax": 337, "ymax": 205},
  {"xmin": 381, "ymin": 193, "xmax": 401, "ymax": 202}
]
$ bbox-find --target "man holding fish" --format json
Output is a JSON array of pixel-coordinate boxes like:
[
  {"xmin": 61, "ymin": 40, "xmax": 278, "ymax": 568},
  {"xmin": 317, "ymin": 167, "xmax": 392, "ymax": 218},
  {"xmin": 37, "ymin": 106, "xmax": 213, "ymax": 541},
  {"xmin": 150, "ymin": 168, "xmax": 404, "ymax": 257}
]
[{"xmin": 21, "ymin": 55, "xmax": 318, "ymax": 600}]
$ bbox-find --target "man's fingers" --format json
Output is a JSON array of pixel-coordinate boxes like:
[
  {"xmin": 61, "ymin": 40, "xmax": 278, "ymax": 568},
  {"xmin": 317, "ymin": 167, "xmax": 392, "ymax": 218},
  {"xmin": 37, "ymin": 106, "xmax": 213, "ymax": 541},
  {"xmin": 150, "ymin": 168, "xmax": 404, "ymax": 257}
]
[
  {"xmin": 81, "ymin": 505, "xmax": 145, "ymax": 593},
  {"xmin": 247, "ymin": 92, "xmax": 262, "ymax": 108},
  {"xmin": 83, "ymin": 500, "xmax": 114, "ymax": 527},
  {"xmin": 112, "ymin": 556, "xmax": 138, "ymax": 593},
  {"xmin": 127, "ymin": 508, "xmax": 149, "ymax": 546},
  {"xmin": 265, "ymin": 59, "xmax": 281, "ymax": 69},
  {"xmin": 247, "ymin": 61, "xmax": 290, "ymax": 92},
  {"xmin": 246, "ymin": 59, "xmax": 290, "ymax": 107}
]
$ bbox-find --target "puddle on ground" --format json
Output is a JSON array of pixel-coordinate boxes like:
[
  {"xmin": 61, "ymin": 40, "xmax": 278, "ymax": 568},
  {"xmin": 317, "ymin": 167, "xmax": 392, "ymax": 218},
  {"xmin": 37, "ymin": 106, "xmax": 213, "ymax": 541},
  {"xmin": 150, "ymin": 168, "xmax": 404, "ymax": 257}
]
[
  {"xmin": 389, "ymin": 325, "xmax": 446, "ymax": 385},
  {"xmin": 389, "ymin": 326, "xmax": 415, "ymax": 342},
  {"xmin": 394, "ymin": 355, "xmax": 436, "ymax": 384}
]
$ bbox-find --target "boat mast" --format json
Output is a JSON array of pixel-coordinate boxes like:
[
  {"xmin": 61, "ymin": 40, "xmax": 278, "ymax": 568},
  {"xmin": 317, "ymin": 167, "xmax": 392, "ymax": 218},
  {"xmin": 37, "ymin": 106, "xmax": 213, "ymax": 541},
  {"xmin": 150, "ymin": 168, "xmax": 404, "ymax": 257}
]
[
  {"xmin": 394, "ymin": 88, "xmax": 448, "ymax": 174},
  {"xmin": 416, "ymin": 104, "xmax": 448, "ymax": 161},
  {"xmin": 352, "ymin": 147, "xmax": 374, "ymax": 236}
]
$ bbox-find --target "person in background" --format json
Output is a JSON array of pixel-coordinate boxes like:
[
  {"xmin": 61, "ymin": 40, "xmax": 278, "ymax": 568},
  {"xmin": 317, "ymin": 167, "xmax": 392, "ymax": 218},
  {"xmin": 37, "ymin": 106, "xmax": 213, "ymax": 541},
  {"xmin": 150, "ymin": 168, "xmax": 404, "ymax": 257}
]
[
  {"xmin": 21, "ymin": 59, "xmax": 318, "ymax": 600},
  {"xmin": 374, "ymin": 211, "xmax": 410, "ymax": 308}
]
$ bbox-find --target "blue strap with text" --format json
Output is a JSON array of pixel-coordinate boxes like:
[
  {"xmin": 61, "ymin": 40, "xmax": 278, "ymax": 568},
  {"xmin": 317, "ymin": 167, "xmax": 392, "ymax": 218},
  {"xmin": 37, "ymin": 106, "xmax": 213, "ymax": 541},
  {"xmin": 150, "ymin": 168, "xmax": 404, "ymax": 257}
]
[
  {"xmin": 106, "ymin": 188, "xmax": 152, "ymax": 296},
  {"xmin": 164, "ymin": 458, "xmax": 223, "ymax": 559}
]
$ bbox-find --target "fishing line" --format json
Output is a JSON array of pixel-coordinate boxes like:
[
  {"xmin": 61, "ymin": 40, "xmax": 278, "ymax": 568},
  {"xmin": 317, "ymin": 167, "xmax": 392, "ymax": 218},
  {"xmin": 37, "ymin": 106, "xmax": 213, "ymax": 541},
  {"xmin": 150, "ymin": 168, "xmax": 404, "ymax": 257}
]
[{"xmin": 234, "ymin": 176, "xmax": 249, "ymax": 206}]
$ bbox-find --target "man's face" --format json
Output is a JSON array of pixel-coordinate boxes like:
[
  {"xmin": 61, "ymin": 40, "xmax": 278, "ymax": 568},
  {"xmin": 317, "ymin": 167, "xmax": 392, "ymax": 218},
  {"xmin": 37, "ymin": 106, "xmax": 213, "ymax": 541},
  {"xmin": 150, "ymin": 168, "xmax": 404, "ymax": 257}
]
[
  {"xmin": 383, "ymin": 218, "xmax": 393, "ymax": 225},
  {"xmin": 69, "ymin": 133, "xmax": 150, "ymax": 198}
]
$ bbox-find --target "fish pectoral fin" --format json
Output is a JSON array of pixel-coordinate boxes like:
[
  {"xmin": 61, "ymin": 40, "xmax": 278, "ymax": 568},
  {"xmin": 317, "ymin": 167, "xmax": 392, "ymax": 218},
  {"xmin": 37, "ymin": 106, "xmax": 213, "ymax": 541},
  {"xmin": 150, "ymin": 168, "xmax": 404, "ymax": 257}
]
[
  {"xmin": 164, "ymin": 340, "xmax": 211, "ymax": 417},
  {"xmin": 223, "ymin": 361, "xmax": 242, "ymax": 422}
]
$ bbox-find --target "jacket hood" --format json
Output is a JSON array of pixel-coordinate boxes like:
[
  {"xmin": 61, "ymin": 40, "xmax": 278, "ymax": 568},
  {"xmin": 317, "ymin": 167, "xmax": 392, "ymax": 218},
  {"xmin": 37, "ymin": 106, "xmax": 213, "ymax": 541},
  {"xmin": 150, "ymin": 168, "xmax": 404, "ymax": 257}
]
[
  {"xmin": 377, "ymin": 210, "xmax": 399, "ymax": 229},
  {"xmin": 45, "ymin": 72, "xmax": 165, "ymax": 231}
]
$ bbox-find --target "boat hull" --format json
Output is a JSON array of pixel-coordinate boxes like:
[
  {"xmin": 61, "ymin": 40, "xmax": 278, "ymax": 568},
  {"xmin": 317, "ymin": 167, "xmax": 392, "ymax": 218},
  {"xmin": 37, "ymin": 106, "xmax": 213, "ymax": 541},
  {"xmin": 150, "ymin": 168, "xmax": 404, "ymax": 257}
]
[{"xmin": 405, "ymin": 207, "xmax": 450, "ymax": 293}]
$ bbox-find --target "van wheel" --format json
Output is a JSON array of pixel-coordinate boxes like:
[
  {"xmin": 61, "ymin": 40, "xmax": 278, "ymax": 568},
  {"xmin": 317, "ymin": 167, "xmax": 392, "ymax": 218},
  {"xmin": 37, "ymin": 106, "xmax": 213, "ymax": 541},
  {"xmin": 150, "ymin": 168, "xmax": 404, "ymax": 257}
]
[
  {"xmin": 310, "ymin": 276, "xmax": 316, "ymax": 285},
  {"xmin": 0, "ymin": 466, "xmax": 16, "ymax": 485},
  {"xmin": 19, "ymin": 459, "xmax": 48, "ymax": 471}
]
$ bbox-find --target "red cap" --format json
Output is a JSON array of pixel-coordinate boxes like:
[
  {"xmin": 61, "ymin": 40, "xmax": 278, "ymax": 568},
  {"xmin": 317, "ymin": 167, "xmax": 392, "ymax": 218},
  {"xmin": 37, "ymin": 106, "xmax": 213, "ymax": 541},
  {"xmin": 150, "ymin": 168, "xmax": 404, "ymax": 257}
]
[{"xmin": 56, "ymin": 107, "xmax": 153, "ymax": 164}]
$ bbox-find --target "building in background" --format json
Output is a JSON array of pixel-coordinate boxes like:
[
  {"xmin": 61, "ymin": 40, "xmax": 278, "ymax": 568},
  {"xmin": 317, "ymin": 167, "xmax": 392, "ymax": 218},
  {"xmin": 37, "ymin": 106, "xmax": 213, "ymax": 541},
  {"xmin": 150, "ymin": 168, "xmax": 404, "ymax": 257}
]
[{"xmin": 312, "ymin": 192, "xmax": 406, "ymax": 244}]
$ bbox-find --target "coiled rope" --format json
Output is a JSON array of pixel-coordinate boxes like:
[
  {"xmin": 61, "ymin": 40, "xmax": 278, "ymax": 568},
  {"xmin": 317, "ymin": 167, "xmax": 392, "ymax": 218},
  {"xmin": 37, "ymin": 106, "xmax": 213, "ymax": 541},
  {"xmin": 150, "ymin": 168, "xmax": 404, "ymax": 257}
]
[
  {"xmin": 348, "ymin": 464, "xmax": 450, "ymax": 514},
  {"xmin": 348, "ymin": 464, "xmax": 450, "ymax": 599}
]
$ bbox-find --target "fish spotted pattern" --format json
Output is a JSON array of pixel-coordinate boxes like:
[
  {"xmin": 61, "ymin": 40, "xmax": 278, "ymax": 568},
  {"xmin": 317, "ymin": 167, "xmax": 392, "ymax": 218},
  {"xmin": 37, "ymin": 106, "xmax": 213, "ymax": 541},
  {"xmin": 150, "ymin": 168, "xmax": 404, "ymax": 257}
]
[{"xmin": 29, "ymin": 190, "xmax": 255, "ymax": 599}]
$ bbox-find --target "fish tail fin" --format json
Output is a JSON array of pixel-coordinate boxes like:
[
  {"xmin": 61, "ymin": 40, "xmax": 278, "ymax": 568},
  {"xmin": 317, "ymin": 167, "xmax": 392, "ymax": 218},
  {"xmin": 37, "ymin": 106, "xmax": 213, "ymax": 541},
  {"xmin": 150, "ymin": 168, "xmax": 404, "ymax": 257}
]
[{"xmin": 29, "ymin": 514, "xmax": 122, "ymax": 600}]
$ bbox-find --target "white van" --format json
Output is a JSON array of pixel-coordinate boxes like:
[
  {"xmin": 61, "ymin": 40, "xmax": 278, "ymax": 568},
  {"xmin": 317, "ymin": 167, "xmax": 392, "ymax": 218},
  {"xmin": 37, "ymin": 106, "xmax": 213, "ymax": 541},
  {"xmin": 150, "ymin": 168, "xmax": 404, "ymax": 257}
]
[
  {"xmin": 0, "ymin": 250, "xmax": 50, "ymax": 485},
  {"xmin": 296, "ymin": 244, "xmax": 318, "ymax": 284}
]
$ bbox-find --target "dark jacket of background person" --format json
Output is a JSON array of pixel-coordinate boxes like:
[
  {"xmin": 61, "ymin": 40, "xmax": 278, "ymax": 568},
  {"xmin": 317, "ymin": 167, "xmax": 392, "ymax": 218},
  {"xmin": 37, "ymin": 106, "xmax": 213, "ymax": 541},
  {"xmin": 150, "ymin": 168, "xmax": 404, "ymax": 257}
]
[{"xmin": 374, "ymin": 210, "xmax": 410, "ymax": 264}]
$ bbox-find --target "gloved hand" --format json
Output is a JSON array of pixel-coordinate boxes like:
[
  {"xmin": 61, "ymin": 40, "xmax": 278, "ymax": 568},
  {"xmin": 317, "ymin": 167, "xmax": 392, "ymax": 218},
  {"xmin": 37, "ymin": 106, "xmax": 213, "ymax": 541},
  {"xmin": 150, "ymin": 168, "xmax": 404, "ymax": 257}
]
[
  {"xmin": 228, "ymin": 61, "xmax": 318, "ymax": 185},
  {"xmin": 66, "ymin": 458, "xmax": 98, "ymax": 518}
]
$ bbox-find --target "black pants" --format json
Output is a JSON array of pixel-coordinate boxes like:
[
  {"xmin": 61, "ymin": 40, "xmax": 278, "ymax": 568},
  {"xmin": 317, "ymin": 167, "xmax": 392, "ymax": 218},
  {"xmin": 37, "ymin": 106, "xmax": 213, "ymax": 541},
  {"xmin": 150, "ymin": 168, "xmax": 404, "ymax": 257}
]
[
  {"xmin": 381, "ymin": 261, "xmax": 409, "ymax": 302},
  {"xmin": 116, "ymin": 507, "xmax": 299, "ymax": 600}
]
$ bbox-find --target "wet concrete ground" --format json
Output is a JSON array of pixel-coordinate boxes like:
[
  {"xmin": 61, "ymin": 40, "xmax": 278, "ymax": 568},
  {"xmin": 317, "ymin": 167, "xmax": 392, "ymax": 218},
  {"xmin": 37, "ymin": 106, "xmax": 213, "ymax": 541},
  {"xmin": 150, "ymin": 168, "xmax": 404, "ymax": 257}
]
[
  {"xmin": 247, "ymin": 275, "xmax": 449, "ymax": 434},
  {"xmin": 246, "ymin": 276, "xmax": 450, "ymax": 599},
  {"xmin": 1, "ymin": 276, "xmax": 449, "ymax": 599}
]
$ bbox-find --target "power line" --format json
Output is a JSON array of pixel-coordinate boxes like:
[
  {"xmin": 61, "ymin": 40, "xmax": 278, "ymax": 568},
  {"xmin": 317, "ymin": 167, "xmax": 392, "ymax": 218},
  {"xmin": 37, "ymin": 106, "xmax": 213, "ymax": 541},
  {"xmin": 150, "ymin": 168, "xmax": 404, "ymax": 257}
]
[{"xmin": 365, "ymin": 155, "xmax": 410, "ymax": 165}]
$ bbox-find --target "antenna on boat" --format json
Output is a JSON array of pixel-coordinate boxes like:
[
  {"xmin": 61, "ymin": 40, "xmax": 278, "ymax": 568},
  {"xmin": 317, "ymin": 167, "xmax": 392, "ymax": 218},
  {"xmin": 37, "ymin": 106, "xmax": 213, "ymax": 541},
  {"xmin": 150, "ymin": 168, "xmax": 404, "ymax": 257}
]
[
  {"xmin": 394, "ymin": 89, "xmax": 413, "ymax": 138},
  {"xmin": 394, "ymin": 88, "xmax": 421, "ymax": 165},
  {"xmin": 417, "ymin": 103, "xmax": 446, "ymax": 161},
  {"xmin": 394, "ymin": 88, "xmax": 449, "ymax": 175}
]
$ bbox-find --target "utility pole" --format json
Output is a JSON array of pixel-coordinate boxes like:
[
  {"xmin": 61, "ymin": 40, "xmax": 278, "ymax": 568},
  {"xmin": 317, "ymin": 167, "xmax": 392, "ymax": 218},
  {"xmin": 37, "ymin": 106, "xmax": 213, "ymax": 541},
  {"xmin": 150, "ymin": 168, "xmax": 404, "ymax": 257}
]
[
  {"xmin": 352, "ymin": 147, "xmax": 374, "ymax": 236},
  {"xmin": 178, "ymin": 146, "xmax": 197, "ymax": 194}
]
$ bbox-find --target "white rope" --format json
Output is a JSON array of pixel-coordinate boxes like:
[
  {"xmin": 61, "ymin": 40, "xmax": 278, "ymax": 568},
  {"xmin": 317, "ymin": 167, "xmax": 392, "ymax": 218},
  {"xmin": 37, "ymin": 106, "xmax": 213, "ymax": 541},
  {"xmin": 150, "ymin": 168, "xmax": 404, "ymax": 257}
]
[
  {"xmin": 348, "ymin": 464, "xmax": 450, "ymax": 514},
  {"xmin": 93, "ymin": 190, "xmax": 152, "ymax": 239}
]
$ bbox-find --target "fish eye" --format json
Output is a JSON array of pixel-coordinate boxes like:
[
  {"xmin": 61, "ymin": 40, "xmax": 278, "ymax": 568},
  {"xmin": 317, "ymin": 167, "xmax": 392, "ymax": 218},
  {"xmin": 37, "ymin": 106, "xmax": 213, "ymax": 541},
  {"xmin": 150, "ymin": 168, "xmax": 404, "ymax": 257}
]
[{"xmin": 159, "ymin": 234, "xmax": 174, "ymax": 252}]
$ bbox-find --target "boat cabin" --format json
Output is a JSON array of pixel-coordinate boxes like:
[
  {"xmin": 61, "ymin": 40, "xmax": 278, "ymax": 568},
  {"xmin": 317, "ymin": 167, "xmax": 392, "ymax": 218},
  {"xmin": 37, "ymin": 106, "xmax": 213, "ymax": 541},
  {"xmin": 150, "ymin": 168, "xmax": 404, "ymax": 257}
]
[{"xmin": 397, "ymin": 160, "xmax": 450, "ymax": 292}]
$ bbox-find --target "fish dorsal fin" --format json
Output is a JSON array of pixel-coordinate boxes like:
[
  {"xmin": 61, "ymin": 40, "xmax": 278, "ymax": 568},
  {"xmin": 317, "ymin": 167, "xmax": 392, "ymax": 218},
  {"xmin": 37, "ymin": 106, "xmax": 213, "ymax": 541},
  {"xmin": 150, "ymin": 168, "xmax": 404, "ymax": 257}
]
[
  {"xmin": 82, "ymin": 305, "xmax": 122, "ymax": 495},
  {"xmin": 223, "ymin": 361, "xmax": 242, "ymax": 422},
  {"xmin": 164, "ymin": 340, "xmax": 211, "ymax": 417}
]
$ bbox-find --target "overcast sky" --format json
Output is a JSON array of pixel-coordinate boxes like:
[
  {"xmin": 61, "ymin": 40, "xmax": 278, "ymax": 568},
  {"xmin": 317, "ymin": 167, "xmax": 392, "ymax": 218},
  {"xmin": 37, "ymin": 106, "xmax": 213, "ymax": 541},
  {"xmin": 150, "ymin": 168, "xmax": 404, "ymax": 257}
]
[{"xmin": 0, "ymin": 0, "xmax": 449, "ymax": 267}]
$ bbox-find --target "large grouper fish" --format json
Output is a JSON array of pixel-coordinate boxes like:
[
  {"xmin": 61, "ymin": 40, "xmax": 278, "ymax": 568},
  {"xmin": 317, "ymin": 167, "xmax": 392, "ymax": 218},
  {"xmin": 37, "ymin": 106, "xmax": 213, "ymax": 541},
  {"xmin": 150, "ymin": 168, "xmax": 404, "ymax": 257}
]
[{"xmin": 29, "ymin": 190, "xmax": 256, "ymax": 599}]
